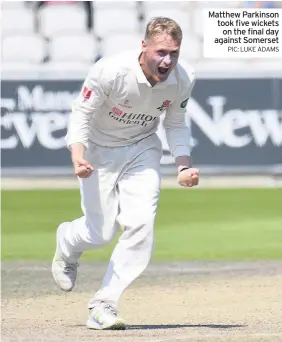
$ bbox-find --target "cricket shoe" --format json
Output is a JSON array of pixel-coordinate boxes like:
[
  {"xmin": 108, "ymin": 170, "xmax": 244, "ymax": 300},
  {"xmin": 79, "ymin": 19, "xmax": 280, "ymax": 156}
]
[
  {"xmin": 52, "ymin": 224, "xmax": 78, "ymax": 292},
  {"xmin": 87, "ymin": 302, "xmax": 126, "ymax": 330}
]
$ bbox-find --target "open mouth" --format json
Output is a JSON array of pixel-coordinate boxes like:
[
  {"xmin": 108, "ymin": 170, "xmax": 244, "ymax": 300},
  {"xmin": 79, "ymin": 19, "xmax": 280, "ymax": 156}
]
[{"xmin": 158, "ymin": 67, "xmax": 169, "ymax": 75}]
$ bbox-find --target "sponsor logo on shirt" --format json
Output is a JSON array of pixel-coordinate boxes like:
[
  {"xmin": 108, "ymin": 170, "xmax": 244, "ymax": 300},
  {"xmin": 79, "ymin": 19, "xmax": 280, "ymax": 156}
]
[
  {"xmin": 157, "ymin": 100, "xmax": 171, "ymax": 112},
  {"xmin": 82, "ymin": 86, "xmax": 92, "ymax": 99},
  {"xmin": 109, "ymin": 110, "xmax": 157, "ymax": 127},
  {"xmin": 112, "ymin": 107, "xmax": 123, "ymax": 116}
]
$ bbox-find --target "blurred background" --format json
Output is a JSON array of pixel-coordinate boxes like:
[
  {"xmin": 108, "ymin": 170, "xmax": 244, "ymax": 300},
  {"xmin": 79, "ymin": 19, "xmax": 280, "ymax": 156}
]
[{"xmin": 1, "ymin": 0, "xmax": 282, "ymax": 187}]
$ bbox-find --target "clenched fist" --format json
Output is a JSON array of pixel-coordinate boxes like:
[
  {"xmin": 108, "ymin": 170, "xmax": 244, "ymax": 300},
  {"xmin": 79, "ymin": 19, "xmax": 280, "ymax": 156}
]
[
  {"xmin": 177, "ymin": 168, "xmax": 199, "ymax": 188},
  {"xmin": 73, "ymin": 158, "xmax": 94, "ymax": 178},
  {"xmin": 70, "ymin": 143, "xmax": 94, "ymax": 179}
]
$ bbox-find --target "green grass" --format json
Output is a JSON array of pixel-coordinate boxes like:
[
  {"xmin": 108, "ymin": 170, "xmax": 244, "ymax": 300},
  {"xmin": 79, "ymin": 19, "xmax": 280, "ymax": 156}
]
[{"xmin": 2, "ymin": 188, "xmax": 282, "ymax": 261}]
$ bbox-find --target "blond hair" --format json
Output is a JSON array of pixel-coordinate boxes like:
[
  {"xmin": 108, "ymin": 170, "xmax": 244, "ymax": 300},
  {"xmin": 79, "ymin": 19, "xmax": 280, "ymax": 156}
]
[{"xmin": 144, "ymin": 17, "xmax": 182, "ymax": 44}]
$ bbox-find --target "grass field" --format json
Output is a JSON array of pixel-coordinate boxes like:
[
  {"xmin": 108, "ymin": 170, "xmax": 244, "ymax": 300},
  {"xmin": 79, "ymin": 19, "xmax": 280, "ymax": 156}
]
[{"xmin": 2, "ymin": 188, "xmax": 282, "ymax": 261}]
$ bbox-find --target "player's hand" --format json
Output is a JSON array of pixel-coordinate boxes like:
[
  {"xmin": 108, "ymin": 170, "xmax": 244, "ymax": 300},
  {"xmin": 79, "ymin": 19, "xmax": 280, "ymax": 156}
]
[
  {"xmin": 72, "ymin": 158, "xmax": 94, "ymax": 178},
  {"xmin": 177, "ymin": 168, "xmax": 199, "ymax": 188}
]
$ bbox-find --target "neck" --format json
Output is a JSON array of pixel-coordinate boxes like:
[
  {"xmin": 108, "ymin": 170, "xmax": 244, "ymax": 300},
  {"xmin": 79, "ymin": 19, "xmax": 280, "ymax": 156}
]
[{"xmin": 139, "ymin": 52, "xmax": 157, "ymax": 87}]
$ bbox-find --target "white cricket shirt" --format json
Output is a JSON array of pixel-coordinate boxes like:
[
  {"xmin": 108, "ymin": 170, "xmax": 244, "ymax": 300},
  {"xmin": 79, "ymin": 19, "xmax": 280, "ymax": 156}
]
[{"xmin": 66, "ymin": 50, "xmax": 196, "ymax": 157}]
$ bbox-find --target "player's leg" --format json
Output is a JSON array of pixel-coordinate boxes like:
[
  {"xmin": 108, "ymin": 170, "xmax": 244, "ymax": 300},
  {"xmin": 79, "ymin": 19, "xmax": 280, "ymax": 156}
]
[
  {"xmin": 52, "ymin": 145, "xmax": 121, "ymax": 292},
  {"xmin": 87, "ymin": 134, "xmax": 162, "ymax": 329}
]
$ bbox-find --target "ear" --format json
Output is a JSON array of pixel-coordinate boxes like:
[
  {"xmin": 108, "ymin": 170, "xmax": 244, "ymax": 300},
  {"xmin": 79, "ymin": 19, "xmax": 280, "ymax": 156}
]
[{"xmin": 141, "ymin": 39, "xmax": 148, "ymax": 52}]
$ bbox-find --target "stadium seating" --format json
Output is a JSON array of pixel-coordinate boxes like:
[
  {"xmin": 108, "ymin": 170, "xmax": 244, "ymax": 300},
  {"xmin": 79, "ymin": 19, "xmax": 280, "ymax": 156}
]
[
  {"xmin": 1, "ymin": 8, "xmax": 35, "ymax": 35},
  {"xmin": 38, "ymin": 4, "xmax": 88, "ymax": 38},
  {"xmin": 1, "ymin": 1, "xmax": 281, "ymax": 74},
  {"xmin": 252, "ymin": 59, "xmax": 282, "ymax": 71},
  {"xmin": 49, "ymin": 34, "xmax": 98, "ymax": 63},
  {"xmin": 1, "ymin": 34, "xmax": 47, "ymax": 74},
  {"xmin": 2, "ymin": 34, "xmax": 47, "ymax": 64},
  {"xmin": 93, "ymin": 1, "xmax": 138, "ymax": 10},
  {"xmin": 144, "ymin": 8, "xmax": 191, "ymax": 32},
  {"xmin": 1, "ymin": 0, "xmax": 26, "ymax": 9},
  {"xmin": 180, "ymin": 35, "xmax": 202, "ymax": 61},
  {"xmin": 194, "ymin": 59, "xmax": 252, "ymax": 73},
  {"xmin": 94, "ymin": 8, "xmax": 140, "ymax": 38},
  {"xmin": 101, "ymin": 33, "xmax": 143, "ymax": 57},
  {"xmin": 191, "ymin": 8, "xmax": 205, "ymax": 38},
  {"xmin": 143, "ymin": 1, "xmax": 189, "ymax": 10}
]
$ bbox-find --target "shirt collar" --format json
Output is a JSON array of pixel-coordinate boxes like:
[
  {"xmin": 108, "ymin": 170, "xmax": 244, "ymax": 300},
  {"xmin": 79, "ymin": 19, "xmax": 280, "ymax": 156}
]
[
  {"xmin": 133, "ymin": 51, "xmax": 177, "ymax": 88},
  {"xmin": 133, "ymin": 51, "xmax": 150, "ymax": 85}
]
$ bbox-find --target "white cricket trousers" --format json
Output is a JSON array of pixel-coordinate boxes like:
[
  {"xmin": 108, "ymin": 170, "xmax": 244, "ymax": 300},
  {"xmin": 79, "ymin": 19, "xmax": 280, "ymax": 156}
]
[{"xmin": 58, "ymin": 134, "xmax": 163, "ymax": 309}]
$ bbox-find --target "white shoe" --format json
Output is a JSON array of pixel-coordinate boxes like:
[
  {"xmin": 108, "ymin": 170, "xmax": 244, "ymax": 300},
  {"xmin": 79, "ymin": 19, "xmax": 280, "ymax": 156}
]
[
  {"xmin": 51, "ymin": 225, "xmax": 78, "ymax": 292},
  {"xmin": 86, "ymin": 302, "xmax": 126, "ymax": 330}
]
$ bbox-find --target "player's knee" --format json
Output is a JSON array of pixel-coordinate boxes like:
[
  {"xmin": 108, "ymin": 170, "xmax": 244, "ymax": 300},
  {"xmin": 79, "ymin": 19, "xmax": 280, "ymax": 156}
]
[
  {"xmin": 133, "ymin": 220, "xmax": 155, "ymax": 259},
  {"xmin": 130, "ymin": 213, "xmax": 155, "ymax": 242},
  {"xmin": 85, "ymin": 230, "xmax": 116, "ymax": 246},
  {"xmin": 98, "ymin": 230, "xmax": 117, "ymax": 245},
  {"xmin": 134, "ymin": 212, "xmax": 154, "ymax": 227},
  {"xmin": 85, "ymin": 222, "xmax": 116, "ymax": 246}
]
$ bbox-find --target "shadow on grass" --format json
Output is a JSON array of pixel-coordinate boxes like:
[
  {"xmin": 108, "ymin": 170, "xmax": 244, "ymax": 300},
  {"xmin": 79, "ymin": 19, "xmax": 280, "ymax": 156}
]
[
  {"xmin": 127, "ymin": 324, "xmax": 246, "ymax": 330},
  {"xmin": 72, "ymin": 323, "xmax": 246, "ymax": 330}
]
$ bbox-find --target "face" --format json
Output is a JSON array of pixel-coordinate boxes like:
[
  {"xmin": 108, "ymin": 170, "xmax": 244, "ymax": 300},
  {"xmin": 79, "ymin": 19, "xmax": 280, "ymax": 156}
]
[{"xmin": 141, "ymin": 33, "xmax": 180, "ymax": 85}]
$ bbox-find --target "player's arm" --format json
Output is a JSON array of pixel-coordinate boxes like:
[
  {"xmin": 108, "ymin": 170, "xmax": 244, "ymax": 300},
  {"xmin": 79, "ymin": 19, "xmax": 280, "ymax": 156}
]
[
  {"xmin": 163, "ymin": 69, "xmax": 199, "ymax": 187},
  {"xmin": 66, "ymin": 60, "xmax": 113, "ymax": 178}
]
